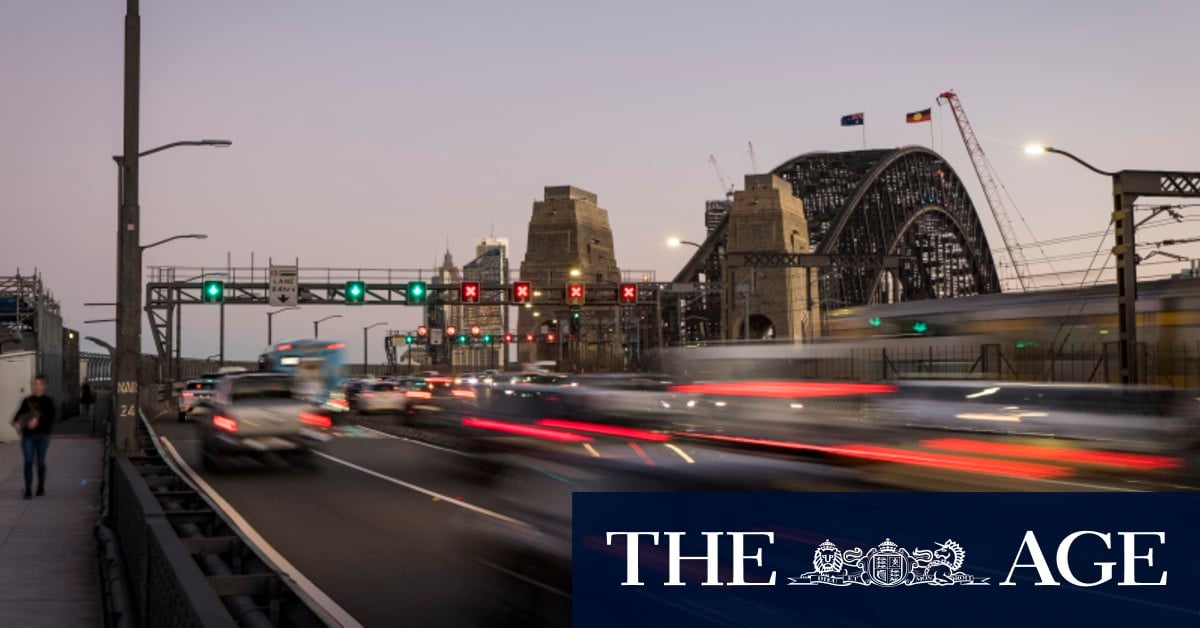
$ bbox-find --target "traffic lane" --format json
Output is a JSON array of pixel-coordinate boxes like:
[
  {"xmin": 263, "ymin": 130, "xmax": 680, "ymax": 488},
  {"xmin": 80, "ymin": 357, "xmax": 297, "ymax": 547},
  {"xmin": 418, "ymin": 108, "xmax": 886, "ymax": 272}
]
[{"xmin": 155, "ymin": 420, "xmax": 561, "ymax": 627}]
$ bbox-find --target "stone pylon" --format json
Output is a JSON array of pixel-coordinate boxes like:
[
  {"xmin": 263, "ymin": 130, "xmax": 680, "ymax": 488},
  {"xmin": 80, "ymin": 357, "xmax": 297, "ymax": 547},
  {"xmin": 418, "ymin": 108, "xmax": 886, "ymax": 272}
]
[
  {"xmin": 722, "ymin": 174, "xmax": 819, "ymax": 340},
  {"xmin": 517, "ymin": 186, "xmax": 621, "ymax": 366}
]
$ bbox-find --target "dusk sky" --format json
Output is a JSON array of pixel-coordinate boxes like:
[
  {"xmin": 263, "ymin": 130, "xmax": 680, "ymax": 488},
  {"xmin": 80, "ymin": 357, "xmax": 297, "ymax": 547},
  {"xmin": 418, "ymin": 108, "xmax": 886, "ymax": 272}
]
[{"xmin": 4, "ymin": 1, "xmax": 1198, "ymax": 361}]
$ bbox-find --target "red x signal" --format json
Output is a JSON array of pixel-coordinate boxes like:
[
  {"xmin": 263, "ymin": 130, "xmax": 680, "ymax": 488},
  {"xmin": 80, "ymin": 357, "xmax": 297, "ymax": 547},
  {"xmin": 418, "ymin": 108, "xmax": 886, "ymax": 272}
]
[
  {"xmin": 512, "ymin": 282, "xmax": 531, "ymax": 303},
  {"xmin": 618, "ymin": 283, "xmax": 638, "ymax": 304},
  {"xmin": 566, "ymin": 282, "xmax": 585, "ymax": 305},
  {"xmin": 461, "ymin": 282, "xmax": 480, "ymax": 303}
]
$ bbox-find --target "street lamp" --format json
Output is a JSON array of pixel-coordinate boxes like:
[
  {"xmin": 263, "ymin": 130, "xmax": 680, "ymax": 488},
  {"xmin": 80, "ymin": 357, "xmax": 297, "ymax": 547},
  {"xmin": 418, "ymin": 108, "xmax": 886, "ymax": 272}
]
[
  {"xmin": 140, "ymin": 233, "xmax": 207, "ymax": 251},
  {"xmin": 1027, "ymin": 144, "xmax": 1200, "ymax": 384},
  {"xmin": 112, "ymin": 135, "xmax": 232, "ymax": 453},
  {"xmin": 313, "ymin": 315, "xmax": 341, "ymax": 339},
  {"xmin": 266, "ymin": 306, "xmax": 299, "ymax": 345},
  {"xmin": 667, "ymin": 237, "xmax": 702, "ymax": 249},
  {"xmin": 569, "ymin": 268, "xmax": 582, "ymax": 278},
  {"xmin": 362, "ymin": 322, "xmax": 388, "ymax": 371}
]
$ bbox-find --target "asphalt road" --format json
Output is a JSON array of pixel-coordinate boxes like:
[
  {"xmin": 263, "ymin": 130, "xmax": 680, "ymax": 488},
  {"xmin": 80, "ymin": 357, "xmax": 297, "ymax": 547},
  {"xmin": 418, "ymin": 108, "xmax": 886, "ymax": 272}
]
[
  {"xmin": 151, "ymin": 405, "xmax": 1199, "ymax": 627},
  {"xmin": 154, "ymin": 413, "xmax": 562, "ymax": 627}
]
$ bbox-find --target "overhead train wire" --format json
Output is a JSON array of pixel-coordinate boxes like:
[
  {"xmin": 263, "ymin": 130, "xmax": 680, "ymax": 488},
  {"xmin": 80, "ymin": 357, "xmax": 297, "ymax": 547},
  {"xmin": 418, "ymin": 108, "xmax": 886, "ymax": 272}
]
[{"xmin": 1037, "ymin": 220, "xmax": 1115, "ymax": 380}]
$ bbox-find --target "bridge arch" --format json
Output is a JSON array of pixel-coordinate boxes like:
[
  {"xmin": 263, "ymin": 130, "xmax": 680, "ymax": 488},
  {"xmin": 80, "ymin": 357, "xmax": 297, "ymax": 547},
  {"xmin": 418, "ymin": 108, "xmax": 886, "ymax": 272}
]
[{"xmin": 772, "ymin": 145, "xmax": 1001, "ymax": 309}]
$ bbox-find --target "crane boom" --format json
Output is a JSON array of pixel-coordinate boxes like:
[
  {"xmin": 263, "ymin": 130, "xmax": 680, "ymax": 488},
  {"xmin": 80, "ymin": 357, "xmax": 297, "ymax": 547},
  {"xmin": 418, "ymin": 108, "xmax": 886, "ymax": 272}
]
[
  {"xmin": 937, "ymin": 90, "xmax": 1030, "ymax": 291},
  {"xmin": 709, "ymin": 154, "xmax": 734, "ymax": 199},
  {"xmin": 747, "ymin": 141, "xmax": 759, "ymax": 173}
]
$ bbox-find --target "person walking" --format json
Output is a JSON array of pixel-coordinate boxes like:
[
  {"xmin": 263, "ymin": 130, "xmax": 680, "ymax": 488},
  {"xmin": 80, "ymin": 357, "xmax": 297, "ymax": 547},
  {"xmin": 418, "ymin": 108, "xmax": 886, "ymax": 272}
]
[
  {"xmin": 11, "ymin": 374, "xmax": 56, "ymax": 499},
  {"xmin": 80, "ymin": 380, "xmax": 95, "ymax": 422}
]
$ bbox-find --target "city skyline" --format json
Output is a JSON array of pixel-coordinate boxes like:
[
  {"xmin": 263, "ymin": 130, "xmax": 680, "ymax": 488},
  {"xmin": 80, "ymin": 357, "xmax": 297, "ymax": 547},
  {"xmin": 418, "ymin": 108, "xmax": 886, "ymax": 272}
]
[{"xmin": 4, "ymin": 1, "xmax": 1199, "ymax": 360}]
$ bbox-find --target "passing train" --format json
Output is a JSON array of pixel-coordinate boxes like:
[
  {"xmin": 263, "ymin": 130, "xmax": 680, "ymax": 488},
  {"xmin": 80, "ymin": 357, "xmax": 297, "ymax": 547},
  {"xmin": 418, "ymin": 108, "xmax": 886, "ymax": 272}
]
[{"xmin": 665, "ymin": 277, "xmax": 1200, "ymax": 387}]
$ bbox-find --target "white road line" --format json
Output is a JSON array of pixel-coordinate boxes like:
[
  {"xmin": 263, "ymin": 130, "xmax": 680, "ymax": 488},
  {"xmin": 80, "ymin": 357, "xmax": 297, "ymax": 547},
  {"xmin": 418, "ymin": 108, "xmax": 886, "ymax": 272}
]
[
  {"xmin": 312, "ymin": 450, "xmax": 533, "ymax": 528},
  {"xmin": 350, "ymin": 424, "xmax": 399, "ymax": 439},
  {"xmin": 159, "ymin": 437, "xmax": 363, "ymax": 628}
]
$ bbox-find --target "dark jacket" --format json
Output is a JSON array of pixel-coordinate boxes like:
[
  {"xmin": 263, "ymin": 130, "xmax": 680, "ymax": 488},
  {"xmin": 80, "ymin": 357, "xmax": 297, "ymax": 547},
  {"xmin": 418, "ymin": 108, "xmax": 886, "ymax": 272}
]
[{"xmin": 11, "ymin": 395, "xmax": 56, "ymax": 436}]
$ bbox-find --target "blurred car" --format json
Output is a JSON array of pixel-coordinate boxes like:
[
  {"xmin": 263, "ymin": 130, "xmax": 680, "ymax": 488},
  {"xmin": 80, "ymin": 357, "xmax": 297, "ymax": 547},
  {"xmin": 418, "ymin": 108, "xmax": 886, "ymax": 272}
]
[
  {"xmin": 356, "ymin": 380, "xmax": 409, "ymax": 415},
  {"xmin": 200, "ymin": 373, "xmax": 331, "ymax": 471},
  {"xmin": 178, "ymin": 378, "xmax": 217, "ymax": 422},
  {"xmin": 341, "ymin": 379, "xmax": 368, "ymax": 405},
  {"xmin": 455, "ymin": 372, "xmax": 481, "ymax": 386}
]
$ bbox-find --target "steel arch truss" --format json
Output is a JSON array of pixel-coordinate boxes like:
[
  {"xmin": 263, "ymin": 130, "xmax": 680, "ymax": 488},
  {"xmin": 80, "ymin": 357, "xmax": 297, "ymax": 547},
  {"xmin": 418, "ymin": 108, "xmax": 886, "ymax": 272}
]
[{"xmin": 773, "ymin": 146, "xmax": 1001, "ymax": 308}]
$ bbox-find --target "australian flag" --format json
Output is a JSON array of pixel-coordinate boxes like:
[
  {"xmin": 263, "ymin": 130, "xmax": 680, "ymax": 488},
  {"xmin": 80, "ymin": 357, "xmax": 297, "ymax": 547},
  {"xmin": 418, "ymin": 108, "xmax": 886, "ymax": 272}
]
[{"xmin": 840, "ymin": 112, "xmax": 864, "ymax": 126}]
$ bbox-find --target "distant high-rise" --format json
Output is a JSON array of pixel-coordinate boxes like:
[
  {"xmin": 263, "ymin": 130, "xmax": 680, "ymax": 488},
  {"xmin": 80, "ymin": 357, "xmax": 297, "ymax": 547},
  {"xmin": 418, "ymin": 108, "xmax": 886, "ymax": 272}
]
[
  {"xmin": 705, "ymin": 199, "xmax": 732, "ymax": 234},
  {"xmin": 463, "ymin": 237, "xmax": 509, "ymax": 369}
]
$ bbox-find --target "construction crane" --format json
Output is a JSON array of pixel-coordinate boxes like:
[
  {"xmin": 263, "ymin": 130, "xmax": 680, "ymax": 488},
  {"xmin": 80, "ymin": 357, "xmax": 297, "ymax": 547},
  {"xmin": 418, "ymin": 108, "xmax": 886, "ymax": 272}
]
[
  {"xmin": 937, "ymin": 90, "xmax": 1031, "ymax": 291},
  {"xmin": 709, "ymin": 154, "xmax": 735, "ymax": 199},
  {"xmin": 747, "ymin": 141, "xmax": 760, "ymax": 173}
]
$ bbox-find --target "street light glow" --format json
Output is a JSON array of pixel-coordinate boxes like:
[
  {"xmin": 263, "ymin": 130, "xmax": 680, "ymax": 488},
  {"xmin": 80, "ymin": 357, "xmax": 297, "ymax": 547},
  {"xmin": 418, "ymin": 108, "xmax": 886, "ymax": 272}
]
[
  {"xmin": 1024, "ymin": 144, "xmax": 1047, "ymax": 155},
  {"xmin": 569, "ymin": 268, "xmax": 582, "ymax": 278},
  {"xmin": 667, "ymin": 237, "xmax": 682, "ymax": 248}
]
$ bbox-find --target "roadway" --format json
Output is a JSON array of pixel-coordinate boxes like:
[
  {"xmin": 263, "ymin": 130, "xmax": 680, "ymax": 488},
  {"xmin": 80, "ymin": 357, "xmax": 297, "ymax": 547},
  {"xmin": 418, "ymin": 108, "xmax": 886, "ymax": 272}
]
[{"xmin": 149, "ymin": 398, "xmax": 1200, "ymax": 627}]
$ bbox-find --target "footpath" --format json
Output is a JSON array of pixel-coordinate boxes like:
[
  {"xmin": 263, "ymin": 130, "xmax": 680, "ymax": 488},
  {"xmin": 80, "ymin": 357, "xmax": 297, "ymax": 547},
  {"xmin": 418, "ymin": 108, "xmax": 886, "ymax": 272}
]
[{"xmin": 0, "ymin": 421, "xmax": 104, "ymax": 627}]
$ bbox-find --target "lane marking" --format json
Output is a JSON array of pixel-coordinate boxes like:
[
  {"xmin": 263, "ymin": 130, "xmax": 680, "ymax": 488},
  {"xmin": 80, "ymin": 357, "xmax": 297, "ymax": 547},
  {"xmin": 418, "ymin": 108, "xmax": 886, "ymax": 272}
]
[
  {"xmin": 350, "ymin": 424, "xmax": 473, "ymax": 456},
  {"xmin": 159, "ymin": 436, "xmax": 363, "ymax": 628},
  {"xmin": 313, "ymin": 450, "xmax": 533, "ymax": 528},
  {"xmin": 351, "ymin": 424, "xmax": 400, "ymax": 439}
]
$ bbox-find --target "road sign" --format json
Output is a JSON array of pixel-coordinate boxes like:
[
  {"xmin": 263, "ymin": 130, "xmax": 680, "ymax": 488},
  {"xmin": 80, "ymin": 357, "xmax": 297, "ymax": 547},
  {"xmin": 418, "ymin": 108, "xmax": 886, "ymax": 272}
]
[
  {"xmin": 429, "ymin": 329, "xmax": 445, "ymax": 346},
  {"xmin": 269, "ymin": 265, "xmax": 299, "ymax": 307}
]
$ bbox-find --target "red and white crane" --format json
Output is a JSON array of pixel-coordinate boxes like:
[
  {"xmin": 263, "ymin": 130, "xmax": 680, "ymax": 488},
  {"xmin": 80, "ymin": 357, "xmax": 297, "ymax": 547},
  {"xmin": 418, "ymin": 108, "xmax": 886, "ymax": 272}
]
[{"xmin": 937, "ymin": 90, "xmax": 1031, "ymax": 291}]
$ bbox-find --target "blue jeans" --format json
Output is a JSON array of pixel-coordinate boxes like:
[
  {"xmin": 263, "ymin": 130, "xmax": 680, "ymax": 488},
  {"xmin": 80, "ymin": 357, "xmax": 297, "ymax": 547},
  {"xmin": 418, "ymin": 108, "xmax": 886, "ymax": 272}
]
[{"xmin": 21, "ymin": 434, "xmax": 49, "ymax": 490}]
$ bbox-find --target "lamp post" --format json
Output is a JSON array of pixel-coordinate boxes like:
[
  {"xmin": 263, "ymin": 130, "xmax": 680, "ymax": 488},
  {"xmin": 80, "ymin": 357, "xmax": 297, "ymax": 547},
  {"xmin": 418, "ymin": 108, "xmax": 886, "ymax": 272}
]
[
  {"xmin": 313, "ymin": 315, "xmax": 341, "ymax": 339},
  {"xmin": 140, "ymin": 233, "xmax": 207, "ymax": 251},
  {"xmin": 362, "ymin": 322, "xmax": 388, "ymax": 372},
  {"xmin": 667, "ymin": 237, "xmax": 702, "ymax": 249},
  {"xmin": 1027, "ymin": 144, "xmax": 1200, "ymax": 384},
  {"xmin": 266, "ymin": 307, "xmax": 299, "ymax": 346},
  {"xmin": 112, "ymin": 0, "xmax": 232, "ymax": 453}
]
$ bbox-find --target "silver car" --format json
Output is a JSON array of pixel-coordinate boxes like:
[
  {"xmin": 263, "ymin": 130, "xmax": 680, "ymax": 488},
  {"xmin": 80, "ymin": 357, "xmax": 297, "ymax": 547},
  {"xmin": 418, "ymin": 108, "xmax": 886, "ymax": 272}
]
[
  {"xmin": 200, "ymin": 373, "xmax": 331, "ymax": 471},
  {"xmin": 178, "ymin": 378, "xmax": 217, "ymax": 422}
]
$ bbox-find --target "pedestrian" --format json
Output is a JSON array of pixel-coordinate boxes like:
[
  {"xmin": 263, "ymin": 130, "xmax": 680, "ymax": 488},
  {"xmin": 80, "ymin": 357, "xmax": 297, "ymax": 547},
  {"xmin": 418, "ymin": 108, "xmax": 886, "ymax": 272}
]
[
  {"xmin": 10, "ymin": 374, "xmax": 56, "ymax": 499},
  {"xmin": 80, "ymin": 380, "xmax": 95, "ymax": 422}
]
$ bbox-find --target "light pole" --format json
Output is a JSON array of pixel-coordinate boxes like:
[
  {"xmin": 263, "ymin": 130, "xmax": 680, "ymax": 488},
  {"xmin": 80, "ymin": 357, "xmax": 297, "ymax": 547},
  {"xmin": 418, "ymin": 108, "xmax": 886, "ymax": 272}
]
[
  {"xmin": 362, "ymin": 322, "xmax": 388, "ymax": 372},
  {"xmin": 112, "ymin": 0, "xmax": 232, "ymax": 453},
  {"xmin": 667, "ymin": 237, "xmax": 702, "ymax": 249},
  {"xmin": 313, "ymin": 315, "xmax": 341, "ymax": 339},
  {"xmin": 266, "ymin": 306, "xmax": 299, "ymax": 346},
  {"xmin": 1027, "ymin": 144, "xmax": 1200, "ymax": 384}
]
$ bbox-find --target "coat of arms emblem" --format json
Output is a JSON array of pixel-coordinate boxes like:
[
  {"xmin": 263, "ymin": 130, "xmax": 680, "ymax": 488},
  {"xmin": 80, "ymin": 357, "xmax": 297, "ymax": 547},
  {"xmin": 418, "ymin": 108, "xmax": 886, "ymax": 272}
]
[{"xmin": 790, "ymin": 538, "xmax": 989, "ymax": 587}]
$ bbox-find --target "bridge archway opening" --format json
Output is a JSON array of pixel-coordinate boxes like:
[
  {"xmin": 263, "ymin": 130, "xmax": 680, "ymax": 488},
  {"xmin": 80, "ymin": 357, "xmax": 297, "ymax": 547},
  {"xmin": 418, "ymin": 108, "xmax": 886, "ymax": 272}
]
[{"xmin": 739, "ymin": 314, "xmax": 775, "ymax": 340}]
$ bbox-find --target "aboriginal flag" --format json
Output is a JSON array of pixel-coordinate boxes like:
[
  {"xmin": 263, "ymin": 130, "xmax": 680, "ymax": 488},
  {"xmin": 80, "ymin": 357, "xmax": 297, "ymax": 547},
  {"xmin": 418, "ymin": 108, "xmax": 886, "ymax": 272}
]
[
  {"xmin": 906, "ymin": 108, "xmax": 932, "ymax": 123},
  {"xmin": 840, "ymin": 112, "xmax": 864, "ymax": 126}
]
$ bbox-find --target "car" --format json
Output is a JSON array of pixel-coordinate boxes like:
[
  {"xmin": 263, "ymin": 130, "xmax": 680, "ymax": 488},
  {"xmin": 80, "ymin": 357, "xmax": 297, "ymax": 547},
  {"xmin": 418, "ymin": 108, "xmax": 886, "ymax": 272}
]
[
  {"xmin": 340, "ymin": 379, "xmax": 368, "ymax": 405},
  {"xmin": 355, "ymin": 381, "xmax": 409, "ymax": 415},
  {"xmin": 199, "ymin": 373, "xmax": 331, "ymax": 471},
  {"xmin": 178, "ymin": 378, "xmax": 217, "ymax": 422}
]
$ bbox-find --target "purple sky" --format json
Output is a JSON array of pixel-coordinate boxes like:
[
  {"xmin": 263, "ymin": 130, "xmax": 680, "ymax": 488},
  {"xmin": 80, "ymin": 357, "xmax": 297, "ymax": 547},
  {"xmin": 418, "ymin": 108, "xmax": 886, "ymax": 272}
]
[{"xmin": 4, "ymin": 1, "xmax": 1199, "ymax": 361}]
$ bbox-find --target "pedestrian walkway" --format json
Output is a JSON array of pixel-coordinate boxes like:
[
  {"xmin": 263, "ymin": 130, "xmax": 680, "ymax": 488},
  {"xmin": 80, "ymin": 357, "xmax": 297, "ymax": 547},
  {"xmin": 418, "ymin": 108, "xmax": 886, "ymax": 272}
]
[{"xmin": 0, "ymin": 436, "xmax": 104, "ymax": 627}]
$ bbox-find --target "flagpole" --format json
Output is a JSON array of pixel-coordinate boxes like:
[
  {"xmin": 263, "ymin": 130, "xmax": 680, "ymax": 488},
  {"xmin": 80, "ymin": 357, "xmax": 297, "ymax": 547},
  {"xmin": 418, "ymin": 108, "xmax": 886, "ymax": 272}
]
[
  {"xmin": 861, "ymin": 123, "xmax": 866, "ymax": 150},
  {"xmin": 929, "ymin": 118, "xmax": 935, "ymax": 150}
]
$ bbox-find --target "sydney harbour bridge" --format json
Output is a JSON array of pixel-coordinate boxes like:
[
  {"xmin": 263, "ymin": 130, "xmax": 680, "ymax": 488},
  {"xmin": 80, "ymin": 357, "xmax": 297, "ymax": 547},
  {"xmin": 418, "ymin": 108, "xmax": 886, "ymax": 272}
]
[{"xmin": 668, "ymin": 145, "xmax": 1003, "ymax": 343}]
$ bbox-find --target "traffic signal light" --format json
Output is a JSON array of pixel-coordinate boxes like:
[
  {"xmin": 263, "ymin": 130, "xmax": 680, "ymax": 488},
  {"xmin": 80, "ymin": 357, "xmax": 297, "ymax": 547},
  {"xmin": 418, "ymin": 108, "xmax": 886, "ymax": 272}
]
[
  {"xmin": 482, "ymin": 334, "xmax": 492, "ymax": 345},
  {"xmin": 457, "ymin": 334, "xmax": 468, "ymax": 344},
  {"xmin": 461, "ymin": 281, "xmax": 480, "ymax": 303},
  {"xmin": 524, "ymin": 332, "xmax": 535, "ymax": 343},
  {"xmin": 565, "ymin": 282, "xmax": 585, "ymax": 305},
  {"xmin": 406, "ymin": 281, "xmax": 427, "ymax": 304},
  {"xmin": 404, "ymin": 334, "xmax": 415, "ymax": 345},
  {"xmin": 345, "ymin": 281, "xmax": 366, "ymax": 304},
  {"xmin": 868, "ymin": 317, "xmax": 882, "ymax": 327},
  {"xmin": 503, "ymin": 333, "xmax": 514, "ymax": 344},
  {"xmin": 470, "ymin": 323, "xmax": 481, "ymax": 337},
  {"xmin": 618, "ymin": 283, "xmax": 638, "ymax": 305},
  {"xmin": 912, "ymin": 321, "xmax": 928, "ymax": 334},
  {"xmin": 202, "ymin": 280, "xmax": 224, "ymax": 303},
  {"xmin": 445, "ymin": 324, "xmax": 457, "ymax": 337},
  {"xmin": 545, "ymin": 332, "xmax": 557, "ymax": 343},
  {"xmin": 512, "ymin": 282, "xmax": 531, "ymax": 303},
  {"xmin": 570, "ymin": 308, "xmax": 581, "ymax": 333},
  {"xmin": 416, "ymin": 325, "xmax": 428, "ymax": 337}
]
